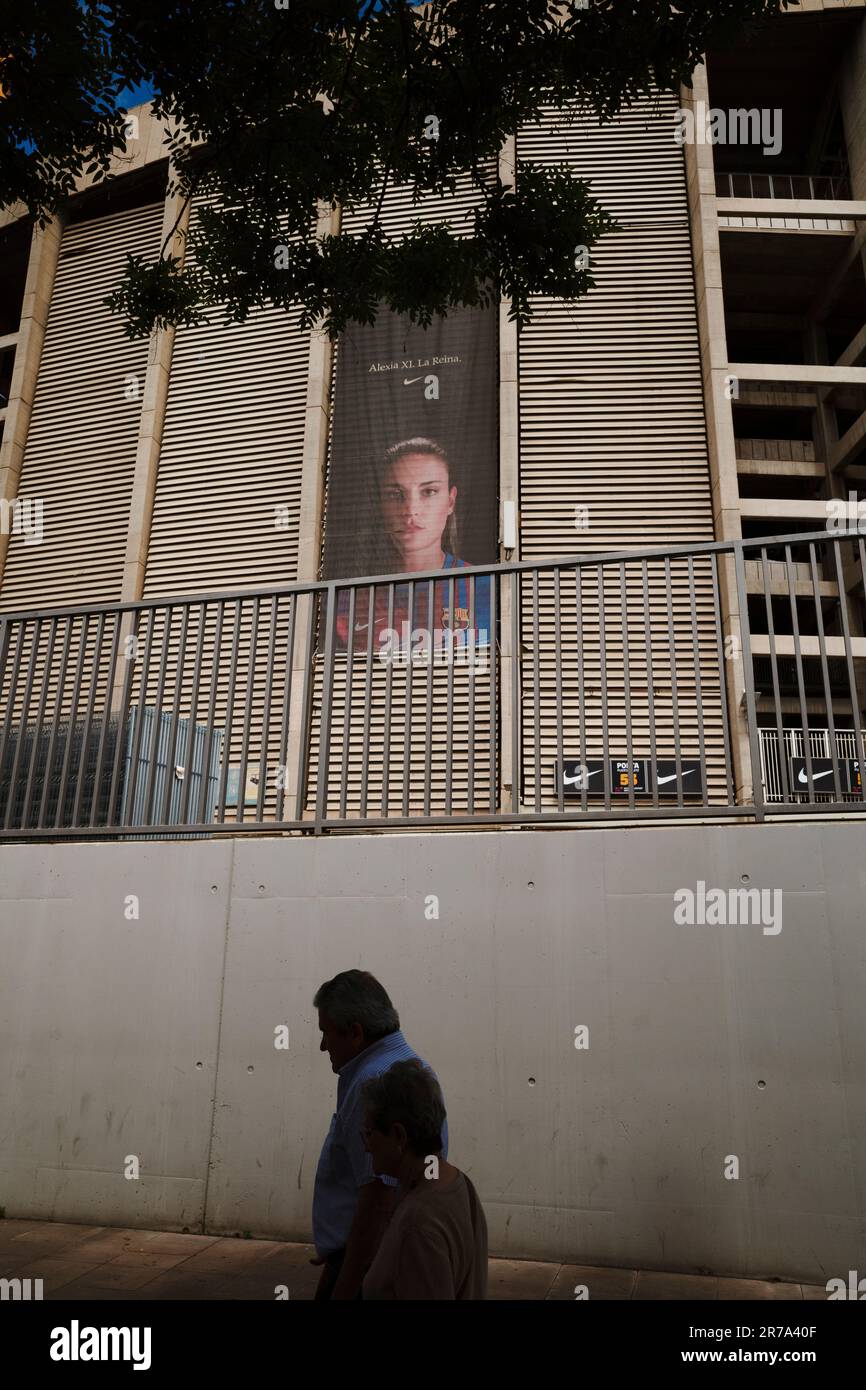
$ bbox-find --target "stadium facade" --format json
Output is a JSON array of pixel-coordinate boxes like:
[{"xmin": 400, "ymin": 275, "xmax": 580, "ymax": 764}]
[{"xmin": 1, "ymin": 0, "xmax": 865, "ymax": 1283}]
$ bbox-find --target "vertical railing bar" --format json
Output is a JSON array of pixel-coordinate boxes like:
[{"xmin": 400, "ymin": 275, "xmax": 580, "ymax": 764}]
[
  {"xmin": 734, "ymin": 542, "xmax": 764, "ymax": 819},
  {"xmin": 4, "ymin": 618, "xmax": 41, "ymax": 830},
  {"xmin": 576, "ymin": 566, "xmax": 587, "ymax": 814},
  {"xmin": 381, "ymin": 583, "xmax": 396, "ymax": 817},
  {"xmin": 531, "ymin": 569, "xmax": 541, "ymax": 813},
  {"xmin": 687, "ymin": 556, "xmax": 708, "ymax": 807},
  {"xmin": 197, "ymin": 602, "xmax": 225, "ymax": 826},
  {"xmin": 445, "ymin": 575, "xmax": 455, "ymax": 817},
  {"xmin": 511, "ymin": 570, "xmax": 520, "ymax": 814},
  {"xmin": 294, "ymin": 590, "xmax": 318, "ymax": 823},
  {"xmin": 215, "ymin": 598, "xmax": 243, "ymax": 827},
  {"xmin": 0, "ymin": 616, "xmax": 9, "ymax": 691},
  {"xmin": 855, "ymin": 536, "xmax": 866, "ymax": 801},
  {"xmin": 257, "ymin": 595, "xmax": 278, "ymax": 824},
  {"xmin": 340, "ymin": 587, "xmax": 355, "ymax": 822},
  {"xmin": 0, "ymin": 622, "xmax": 23, "ymax": 778},
  {"xmin": 106, "ymin": 613, "xmax": 137, "ymax": 828},
  {"xmin": 236, "ymin": 596, "xmax": 260, "ymax": 826},
  {"xmin": 141, "ymin": 606, "xmax": 173, "ymax": 829},
  {"xmin": 467, "ymin": 574, "xmax": 475, "ymax": 816},
  {"xmin": 488, "ymin": 573, "xmax": 497, "ymax": 813},
  {"xmin": 554, "ymin": 568, "xmax": 564, "ymax": 813},
  {"xmin": 38, "ymin": 618, "xmax": 72, "ymax": 829},
  {"xmin": 709, "ymin": 554, "xmax": 734, "ymax": 805},
  {"xmin": 424, "ymin": 579, "xmax": 435, "ymax": 817},
  {"xmin": 642, "ymin": 559, "xmax": 660, "ymax": 808},
  {"xmin": 71, "ymin": 610, "xmax": 107, "ymax": 829},
  {"xmin": 808, "ymin": 542, "xmax": 842, "ymax": 802},
  {"xmin": 120, "ymin": 607, "xmax": 154, "ymax": 829},
  {"xmin": 598, "ymin": 566, "xmax": 610, "ymax": 811},
  {"xmin": 621, "ymin": 563, "xmax": 635, "ymax": 813},
  {"xmin": 664, "ymin": 556, "xmax": 683, "ymax": 808},
  {"xmin": 403, "ymin": 580, "xmax": 414, "ymax": 818},
  {"xmin": 89, "ymin": 611, "xmax": 122, "ymax": 829},
  {"xmin": 161, "ymin": 602, "xmax": 191, "ymax": 827},
  {"xmin": 53, "ymin": 615, "xmax": 90, "ymax": 829},
  {"xmin": 315, "ymin": 584, "xmax": 338, "ymax": 830},
  {"xmin": 360, "ymin": 585, "xmax": 375, "ymax": 819},
  {"xmin": 760, "ymin": 546, "xmax": 790, "ymax": 802},
  {"xmin": 276, "ymin": 596, "xmax": 296, "ymax": 823},
  {"xmin": 832, "ymin": 539, "xmax": 866, "ymax": 803},
  {"xmin": 178, "ymin": 602, "xmax": 206, "ymax": 826},
  {"xmin": 22, "ymin": 617, "xmax": 58, "ymax": 829},
  {"xmin": 785, "ymin": 543, "xmax": 814, "ymax": 801}
]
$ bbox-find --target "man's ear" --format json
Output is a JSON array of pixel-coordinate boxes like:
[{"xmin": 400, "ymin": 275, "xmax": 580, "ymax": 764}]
[
  {"xmin": 393, "ymin": 1121, "xmax": 409, "ymax": 1148},
  {"xmin": 349, "ymin": 1022, "xmax": 366, "ymax": 1049}
]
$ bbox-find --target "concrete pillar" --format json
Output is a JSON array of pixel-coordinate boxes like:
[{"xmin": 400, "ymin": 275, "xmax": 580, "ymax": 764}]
[
  {"xmin": 682, "ymin": 66, "xmax": 754, "ymax": 804},
  {"xmin": 111, "ymin": 176, "xmax": 192, "ymax": 710},
  {"xmin": 0, "ymin": 213, "xmax": 65, "ymax": 590},
  {"xmin": 119, "ymin": 182, "xmax": 191, "ymax": 604},
  {"xmin": 285, "ymin": 202, "xmax": 340, "ymax": 822},
  {"xmin": 497, "ymin": 136, "xmax": 520, "ymax": 811}
]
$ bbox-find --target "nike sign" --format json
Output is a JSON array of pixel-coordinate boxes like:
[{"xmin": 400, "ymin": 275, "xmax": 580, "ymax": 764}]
[
  {"xmin": 657, "ymin": 770, "xmax": 695, "ymax": 786},
  {"xmin": 797, "ymin": 767, "xmax": 833, "ymax": 784},
  {"xmin": 563, "ymin": 768, "xmax": 601, "ymax": 787},
  {"xmin": 403, "ymin": 375, "xmax": 424, "ymax": 386}
]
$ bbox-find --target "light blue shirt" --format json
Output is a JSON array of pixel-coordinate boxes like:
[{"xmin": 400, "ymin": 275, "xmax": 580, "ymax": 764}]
[{"xmin": 312, "ymin": 1029, "xmax": 448, "ymax": 1257}]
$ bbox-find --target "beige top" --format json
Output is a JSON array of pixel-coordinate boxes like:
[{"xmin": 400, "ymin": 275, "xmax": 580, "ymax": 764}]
[{"xmin": 362, "ymin": 1171, "xmax": 488, "ymax": 1300}]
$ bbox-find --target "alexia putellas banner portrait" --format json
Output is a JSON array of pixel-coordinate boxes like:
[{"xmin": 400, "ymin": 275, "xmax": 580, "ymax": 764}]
[{"xmin": 321, "ymin": 302, "xmax": 498, "ymax": 657}]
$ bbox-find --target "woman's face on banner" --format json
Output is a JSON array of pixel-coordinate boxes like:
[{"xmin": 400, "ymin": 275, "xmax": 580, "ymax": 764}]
[{"xmin": 380, "ymin": 453, "xmax": 457, "ymax": 563}]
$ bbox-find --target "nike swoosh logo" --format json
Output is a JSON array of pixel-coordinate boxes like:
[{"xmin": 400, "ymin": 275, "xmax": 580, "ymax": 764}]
[
  {"xmin": 657, "ymin": 770, "xmax": 696, "ymax": 785},
  {"xmin": 403, "ymin": 375, "xmax": 424, "ymax": 385},
  {"xmin": 797, "ymin": 767, "xmax": 833, "ymax": 784},
  {"xmin": 563, "ymin": 768, "xmax": 601, "ymax": 786}
]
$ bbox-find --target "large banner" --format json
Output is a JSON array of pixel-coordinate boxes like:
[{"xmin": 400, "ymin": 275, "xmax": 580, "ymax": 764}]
[{"xmin": 322, "ymin": 303, "xmax": 498, "ymax": 655}]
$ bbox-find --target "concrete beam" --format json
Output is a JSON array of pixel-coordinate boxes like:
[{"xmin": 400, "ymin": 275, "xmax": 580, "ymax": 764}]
[
  {"xmin": 736, "ymin": 389, "xmax": 817, "ymax": 409},
  {"xmin": 750, "ymin": 634, "xmax": 866, "ymax": 658},
  {"xmin": 830, "ymin": 409, "xmax": 866, "ymax": 472},
  {"xmin": 736, "ymin": 458, "xmax": 825, "ymax": 478},
  {"xmin": 729, "ymin": 363, "xmax": 866, "ymax": 386},
  {"xmin": 717, "ymin": 197, "xmax": 866, "ymax": 219},
  {"xmin": 808, "ymin": 225, "xmax": 866, "ymax": 322},
  {"xmin": 744, "ymin": 560, "xmax": 837, "ymax": 597},
  {"xmin": 739, "ymin": 499, "xmax": 833, "ymax": 520},
  {"xmin": 835, "ymin": 323, "xmax": 866, "ymax": 369}
]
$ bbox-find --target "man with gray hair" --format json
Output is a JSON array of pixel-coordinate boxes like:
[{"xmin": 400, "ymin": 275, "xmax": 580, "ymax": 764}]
[{"xmin": 311, "ymin": 969, "xmax": 448, "ymax": 1300}]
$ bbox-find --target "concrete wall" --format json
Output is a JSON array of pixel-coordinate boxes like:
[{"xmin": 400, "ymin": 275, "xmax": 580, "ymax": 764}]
[{"xmin": 1, "ymin": 822, "xmax": 864, "ymax": 1284}]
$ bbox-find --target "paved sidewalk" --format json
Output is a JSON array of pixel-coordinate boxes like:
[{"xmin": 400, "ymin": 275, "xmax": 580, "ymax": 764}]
[{"xmin": 0, "ymin": 1219, "xmax": 827, "ymax": 1301}]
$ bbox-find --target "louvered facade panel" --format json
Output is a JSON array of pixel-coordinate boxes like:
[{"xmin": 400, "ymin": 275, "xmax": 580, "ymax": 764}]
[
  {"xmin": 517, "ymin": 99, "xmax": 726, "ymax": 807},
  {"xmin": 143, "ymin": 197, "xmax": 310, "ymax": 598},
  {"xmin": 1, "ymin": 204, "xmax": 164, "ymax": 612}
]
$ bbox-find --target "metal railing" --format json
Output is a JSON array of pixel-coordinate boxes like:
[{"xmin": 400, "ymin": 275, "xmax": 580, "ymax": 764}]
[
  {"xmin": 1, "ymin": 530, "xmax": 865, "ymax": 837},
  {"xmin": 715, "ymin": 171, "xmax": 852, "ymax": 201}
]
